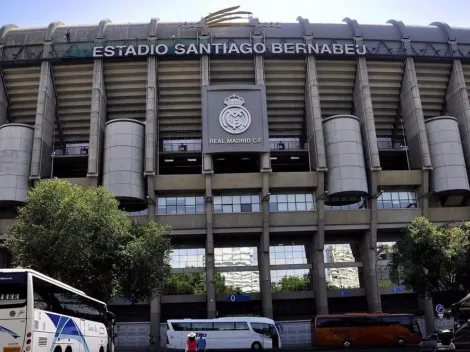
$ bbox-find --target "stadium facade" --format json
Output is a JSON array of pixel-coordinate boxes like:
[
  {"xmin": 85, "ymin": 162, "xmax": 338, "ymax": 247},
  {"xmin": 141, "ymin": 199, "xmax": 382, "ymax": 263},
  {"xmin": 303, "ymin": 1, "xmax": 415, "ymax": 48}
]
[{"xmin": 0, "ymin": 10, "xmax": 470, "ymax": 344}]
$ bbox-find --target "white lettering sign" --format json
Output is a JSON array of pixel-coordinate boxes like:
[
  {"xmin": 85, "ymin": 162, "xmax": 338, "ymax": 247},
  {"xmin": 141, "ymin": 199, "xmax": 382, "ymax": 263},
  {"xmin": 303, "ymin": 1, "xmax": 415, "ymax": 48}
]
[
  {"xmin": 209, "ymin": 138, "xmax": 263, "ymax": 144},
  {"xmin": 92, "ymin": 43, "xmax": 367, "ymax": 58}
]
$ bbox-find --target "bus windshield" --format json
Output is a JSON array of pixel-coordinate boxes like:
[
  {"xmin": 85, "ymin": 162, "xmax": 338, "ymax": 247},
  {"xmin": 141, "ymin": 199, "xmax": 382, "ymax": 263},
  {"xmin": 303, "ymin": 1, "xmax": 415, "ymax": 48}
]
[{"xmin": 0, "ymin": 272, "xmax": 27, "ymax": 308}]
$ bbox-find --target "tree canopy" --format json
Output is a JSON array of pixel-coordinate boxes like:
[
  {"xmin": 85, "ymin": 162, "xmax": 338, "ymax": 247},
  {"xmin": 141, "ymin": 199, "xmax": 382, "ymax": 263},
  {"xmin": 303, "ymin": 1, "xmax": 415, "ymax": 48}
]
[
  {"xmin": 164, "ymin": 272, "xmax": 243, "ymax": 295},
  {"xmin": 3, "ymin": 179, "xmax": 172, "ymax": 304},
  {"xmin": 390, "ymin": 216, "xmax": 470, "ymax": 298},
  {"xmin": 272, "ymin": 274, "xmax": 311, "ymax": 292}
]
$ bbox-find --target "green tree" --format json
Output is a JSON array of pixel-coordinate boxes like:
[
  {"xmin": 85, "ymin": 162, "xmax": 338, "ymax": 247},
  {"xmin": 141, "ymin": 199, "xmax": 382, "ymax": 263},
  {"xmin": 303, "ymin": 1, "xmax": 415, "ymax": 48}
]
[
  {"xmin": 164, "ymin": 272, "xmax": 243, "ymax": 294},
  {"xmin": 390, "ymin": 217, "xmax": 470, "ymax": 298},
  {"xmin": 3, "ymin": 179, "xmax": 172, "ymax": 303},
  {"xmin": 272, "ymin": 274, "xmax": 311, "ymax": 292}
]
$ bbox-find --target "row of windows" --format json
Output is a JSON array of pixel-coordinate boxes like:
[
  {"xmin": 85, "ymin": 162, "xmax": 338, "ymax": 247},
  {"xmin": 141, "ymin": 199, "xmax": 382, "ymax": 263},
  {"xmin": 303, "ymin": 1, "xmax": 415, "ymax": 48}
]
[
  {"xmin": 171, "ymin": 321, "xmax": 250, "ymax": 331},
  {"xmin": 129, "ymin": 192, "xmax": 417, "ymax": 216},
  {"xmin": 32, "ymin": 277, "xmax": 109, "ymax": 325},
  {"xmin": 316, "ymin": 315, "xmax": 414, "ymax": 328}
]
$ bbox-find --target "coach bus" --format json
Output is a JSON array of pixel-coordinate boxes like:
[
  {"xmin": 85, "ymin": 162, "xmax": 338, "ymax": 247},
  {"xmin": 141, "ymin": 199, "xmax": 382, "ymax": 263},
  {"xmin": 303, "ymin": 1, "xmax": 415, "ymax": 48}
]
[
  {"xmin": 313, "ymin": 313, "xmax": 422, "ymax": 348},
  {"xmin": 0, "ymin": 269, "xmax": 116, "ymax": 352},
  {"xmin": 166, "ymin": 317, "xmax": 281, "ymax": 351}
]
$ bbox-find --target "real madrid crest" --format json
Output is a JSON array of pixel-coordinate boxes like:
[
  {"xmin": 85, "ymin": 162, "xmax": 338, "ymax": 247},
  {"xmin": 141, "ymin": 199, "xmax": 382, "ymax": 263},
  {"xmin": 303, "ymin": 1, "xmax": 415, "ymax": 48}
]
[{"xmin": 219, "ymin": 94, "xmax": 252, "ymax": 134}]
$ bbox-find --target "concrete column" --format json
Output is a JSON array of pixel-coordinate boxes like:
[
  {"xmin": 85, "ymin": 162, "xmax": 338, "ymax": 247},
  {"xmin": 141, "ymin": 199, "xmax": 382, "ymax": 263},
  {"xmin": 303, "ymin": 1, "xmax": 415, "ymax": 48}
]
[
  {"xmin": 201, "ymin": 53, "xmax": 216, "ymax": 318},
  {"xmin": 145, "ymin": 53, "xmax": 158, "ymax": 176},
  {"xmin": 87, "ymin": 58, "xmax": 107, "ymax": 178},
  {"xmin": 150, "ymin": 295, "xmax": 161, "ymax": 349},
  {"xmin": 30, "ymin": 43, "xmax": 57, "ymax": 180},
  {"xmin": 313, "ymin": 171, "xmax": 328, "ymax": 314},
  {"xmin": 400, "ymin": 56, "xmax": 432, "ymax": 170},
  {"xmin": 305, "ymin": 40, "xmax": 327, "ymax": 172},
  {"xmin": 254, "ymin": 50, "xmax": 273, "ymax": 318},
  {"xmin": 361, "ymin": 231, "xmax": 381, "ymax": 313},
  {"xmin": 148, "ymin": 177, "xmax": 156, "ymax": 221},
  {"xmin": 445, "ymin": 59, "xmax": 470, "ymax": 171},
  {"xmin": 304, "ymin": 37, "xmax": 328, "ymax": 314},
  {"xmin": 0, "ymin": 67, "xmax": 9, "ymax": 126},
  {"xmin": 419, "ymin": 170, "xmax": 430, "ymax": 219}
]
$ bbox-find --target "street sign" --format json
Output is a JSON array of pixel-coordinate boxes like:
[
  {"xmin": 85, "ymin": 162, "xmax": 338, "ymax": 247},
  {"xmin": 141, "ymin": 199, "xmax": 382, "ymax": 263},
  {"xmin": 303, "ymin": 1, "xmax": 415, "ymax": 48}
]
[
  {"xmin": 436, "ymin": 304, "xmax": 445, "ymax": 314},
  {"xmin": 438, "ymin": 313, "xmax": 444, "ymax": 320},
  {"xmin": 340, "ymin": 290, "xmax": 352, "ymax": 296},
  {"xmin": 392, "ymin": 286, "xmax": 405, "ymax": 293},
  {"xmin": 226, "ymin": 294, "xmax": 251, "ymax": 302}
]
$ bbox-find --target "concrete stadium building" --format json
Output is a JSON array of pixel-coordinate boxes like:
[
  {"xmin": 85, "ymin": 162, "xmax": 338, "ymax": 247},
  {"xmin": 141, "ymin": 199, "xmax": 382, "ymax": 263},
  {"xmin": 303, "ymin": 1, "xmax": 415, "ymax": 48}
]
[{"xmin": 0, "ymin": 9, "xmax": 470, "ymax": 346}]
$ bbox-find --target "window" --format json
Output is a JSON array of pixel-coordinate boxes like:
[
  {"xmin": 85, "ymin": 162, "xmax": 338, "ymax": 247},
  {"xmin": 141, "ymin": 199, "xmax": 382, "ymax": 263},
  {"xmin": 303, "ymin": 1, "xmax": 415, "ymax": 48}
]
[
  {"xmin": 128, "ymin": 209, "xmax": 148, "ymax": 216},
  {"xmin": 172, "ymin": 322, "xmax": 192, "ymax": 331},
  {"xmin": 251, "ymin": 322, "xmax": 270, "ymax": 336},
  {"xmin": 32, "ymin": 276, "xmax": 107, "ymax": 324},
  {"xmin": 0, "ymin": 272, "xmax": 27, "ymax": 308},
  {"xmin": 269, "ymin": 137, "xmax": 301, "ymax": 150},
  {"xmin": 235, "ymin": 322, "xmax": 250, "ymax": 330},
  {"xmin": 157, "ymin": 196, "xmax": 204, "ymax": 215},
  {"xmin": 269, "ymin": 194, "xmax": 314, "ymax": 212},
  {"xmin": 162, "ymin": 139, "xmax": 202, "ymax": 152},
  {"xmin": 192, "ymin": 322, "xmax": 214, "ymax": 331},
  {"xmin": 171, "ymin": 248, "xmax": 205, "ymax": 268},
  {"xmin": 378, "ymin": 191, "xmax": 417, "ymax": 209},
  {"xmin": 214, "ymin": 195, "xmax": 260, "ymax": 213},
  {"xmin": 270, "ymin": 245, "xmax": 308, "ymax": 265},
  {"xmin": 214, "ymin": 322, "xmax": 235, "ymax": 331}
]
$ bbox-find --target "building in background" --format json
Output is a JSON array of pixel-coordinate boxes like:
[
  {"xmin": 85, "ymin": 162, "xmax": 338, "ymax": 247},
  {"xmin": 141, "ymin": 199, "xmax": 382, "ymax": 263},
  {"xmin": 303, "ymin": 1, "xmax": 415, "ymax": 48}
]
[{"xmin": 0, "ymin": 8, "xmax": 469, "ymax": 348}]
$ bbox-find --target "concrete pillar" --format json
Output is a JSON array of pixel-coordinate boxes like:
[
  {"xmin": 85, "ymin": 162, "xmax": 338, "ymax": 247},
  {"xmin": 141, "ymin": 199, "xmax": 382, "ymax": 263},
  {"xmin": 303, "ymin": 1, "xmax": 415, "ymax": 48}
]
[
  {"xmin": 145, "ymin": 53, "xmax": 158, "ymax": 177},
  {"xmin": 305, "ymin": 39, "xmax": 327, "ymax": 172},
  {"xmin": 304, "ymin": 36, "xmax": 328, "ymax": 314},
  {"xmin": 30, "ymin": 43, "xmax": 57, "ymax": 180},
  {"xmin": 312, "ymin": 171, "xmax": 328, "ymax": 314},
  {"xmin": 150, "ymin": 295, "xmax": 161, "ymax": 349},
  {"xmin": 87, "ymin": 58, "xmax": 107, "ymax": 178},
  {"xmin": 253, "ymin": 47, "xmax": 273, "ymax": 318},
  {"xmin": 400, "ymin": 55, "xmax": 433, "ymax": 170},
  {"xmin": 445, "ymin": 59, "xmax": 470, "ymax": 172},
  {"xmin": 0, "ymin": 67, "xmax": 9, "ymax": 126},
  {"xmin": 201, "ymin": 52, "xmax": 216, "ymax": 318},
  {"xmin": 350, "ymin": 243, "xmax": 366, "ymax": 289},
  {"xmin": 361, "ymin": 231, "xmax": 381, "ymax": 313}
]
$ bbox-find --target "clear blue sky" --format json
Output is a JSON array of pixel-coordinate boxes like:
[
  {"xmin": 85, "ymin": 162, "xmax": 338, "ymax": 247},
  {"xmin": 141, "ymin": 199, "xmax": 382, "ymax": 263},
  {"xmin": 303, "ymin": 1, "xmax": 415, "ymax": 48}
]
[{"xmin": 0, "ymin": 0, "xmax": 469, "ymax": 28}]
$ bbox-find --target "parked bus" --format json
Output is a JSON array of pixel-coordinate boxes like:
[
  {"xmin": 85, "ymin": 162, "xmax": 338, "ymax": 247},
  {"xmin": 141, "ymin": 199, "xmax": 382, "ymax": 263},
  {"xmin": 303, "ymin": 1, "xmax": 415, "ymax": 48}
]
[
  {"xmin": 313, "ymin": 313, "xmax": 422, "ymax": 348},
  {"xmin": 166, "ymin": 317, "xmax": 281, "ymax": 351},
  {"xmin": 0, "ymin": 269, "xmax": 116, "ymax": 352}
]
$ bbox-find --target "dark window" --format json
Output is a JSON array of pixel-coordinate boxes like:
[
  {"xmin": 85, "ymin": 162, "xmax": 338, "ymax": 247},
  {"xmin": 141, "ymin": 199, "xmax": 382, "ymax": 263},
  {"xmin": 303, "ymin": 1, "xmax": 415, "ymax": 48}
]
[
  {"xmin": 0, "ymin": 272, "xmax": 27, "ymax": 308},
  {"xmin": 235, "ymin": 322, "xmax": 249, "ymax": 330},
  {"xmin": 213, "ymin": 322, "xmax": 235, "ymax": 331},
  {"xmin": 251, "ymin": 323, "xmax": 270, "ymax": 336},
  {"xmin": 32, "ymin": 276, "xmax": 107, "ymax": 324},
  {"xmin": 171, "ymin": 322, "xmax": 192, "ymax": 331},
  {"xmin": 192, "ymin": 322, "xmax": 213, "ymax": 331}
]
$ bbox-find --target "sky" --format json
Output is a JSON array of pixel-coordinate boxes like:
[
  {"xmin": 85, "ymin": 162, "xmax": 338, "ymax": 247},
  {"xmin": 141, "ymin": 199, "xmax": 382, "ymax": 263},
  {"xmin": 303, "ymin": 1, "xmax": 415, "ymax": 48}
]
[{"xmin": 0, "ymin": 0, "xmax": 469, "ymax": 29}]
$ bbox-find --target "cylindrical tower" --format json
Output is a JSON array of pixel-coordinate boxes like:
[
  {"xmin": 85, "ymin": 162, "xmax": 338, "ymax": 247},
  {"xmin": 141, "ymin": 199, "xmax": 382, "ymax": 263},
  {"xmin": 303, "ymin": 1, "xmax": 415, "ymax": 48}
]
[
  {"xmin": 0, "ymin": 123, "xmax": 34, "ymax": 205},
  {"xmin": 322, "ymin": 115, "xmax": 369, "ymax": 203},
  {"xmin": 425, "ymin": 116, "xmax": 470, "ymax": 195},
  {"xmin": 103, "ymin": 119, "xmax": 146, "ymax": 209}
]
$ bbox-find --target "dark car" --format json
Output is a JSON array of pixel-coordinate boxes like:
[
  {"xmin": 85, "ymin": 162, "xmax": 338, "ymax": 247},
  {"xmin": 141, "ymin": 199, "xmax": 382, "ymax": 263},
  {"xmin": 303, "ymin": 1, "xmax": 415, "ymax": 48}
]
[{"xmin": 418, "ymin": 330, "xmax": 455, "ymax": 352}]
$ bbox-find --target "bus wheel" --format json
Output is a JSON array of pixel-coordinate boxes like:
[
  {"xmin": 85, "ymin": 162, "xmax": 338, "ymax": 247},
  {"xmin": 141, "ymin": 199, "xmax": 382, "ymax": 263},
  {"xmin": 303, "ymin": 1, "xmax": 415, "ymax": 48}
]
[
  {"xmin": 53, "ymin": 347, "xmax": 62, "ymax": 352},
  {"xmin": 398, "ymin": 338, "xmax": 406, "ymax": 346},
  {"xmin": 343, "ymin": 340, "xmax": 352, "ymax": 348},
  {"xmin": 251, "ymin": 342, "xmax": 262, "ymax": 351}
]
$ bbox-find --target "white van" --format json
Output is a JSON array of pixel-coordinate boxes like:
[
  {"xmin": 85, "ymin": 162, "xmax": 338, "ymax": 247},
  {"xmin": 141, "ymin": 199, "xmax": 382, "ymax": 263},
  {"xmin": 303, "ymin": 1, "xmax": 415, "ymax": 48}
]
[{"xmin": 166, "ymin": 317, "xmax": 281, "ymax": 351}]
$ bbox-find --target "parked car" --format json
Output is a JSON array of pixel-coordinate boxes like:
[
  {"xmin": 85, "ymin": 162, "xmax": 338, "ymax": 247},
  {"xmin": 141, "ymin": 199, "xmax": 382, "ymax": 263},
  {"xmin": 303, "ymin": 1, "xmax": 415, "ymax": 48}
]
[{"xmin": 418, "ymin": 330, "xmax": 455, "ymax": 352}]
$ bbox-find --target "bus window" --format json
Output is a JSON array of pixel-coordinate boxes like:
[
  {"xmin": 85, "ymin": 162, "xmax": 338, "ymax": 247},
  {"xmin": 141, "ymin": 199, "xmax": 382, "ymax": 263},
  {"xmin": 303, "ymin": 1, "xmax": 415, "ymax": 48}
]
[
  {"xmin": 213, "ymin": 322, "xmax": 235, "ymax": 331},
  {"xmin": 172, "ymin": 322, "xmax": 191, "ymax": 331},
  {"xmin": 0, "ymin": 272, "xmax": 27, "ymax": 308},
  {"xmin": 193, "ymin": 322, "xmax": 213, "ymax": 331},
  {"xmin": 251, "ymin": 323, "xmax": 270, "ymax": 337},
  {"xmin": 234, "ymin": 322, "xmax": 249, "ymax": 330}
]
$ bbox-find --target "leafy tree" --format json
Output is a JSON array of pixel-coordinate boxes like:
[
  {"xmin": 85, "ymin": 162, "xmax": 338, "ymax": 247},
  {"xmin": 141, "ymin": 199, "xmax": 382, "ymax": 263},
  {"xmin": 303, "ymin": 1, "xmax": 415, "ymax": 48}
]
[
  {"xmin": 390, "ymin": 217, "xmax": 470, "ymax": 298},
  {"xmin": 272, "ymin": 274, "xmax": 311, "ymax": 292},
  {"xmin": 164, "ymin": 272, "xmax": 243, "ymax": 295},
  {"xmin": 3, "ymin": 179, "xmax": 172, "ymax": 303}
]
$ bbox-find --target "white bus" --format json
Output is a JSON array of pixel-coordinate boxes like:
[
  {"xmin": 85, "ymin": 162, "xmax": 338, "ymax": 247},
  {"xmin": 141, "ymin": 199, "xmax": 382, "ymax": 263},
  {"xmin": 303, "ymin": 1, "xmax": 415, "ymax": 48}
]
[
  {"xmin": 166, "ymin": 317, "xmax": 282, "ymax": 351},
  {"xmin": 0, "ymin": 269, "xmax": 116, "ymax": 352}
]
